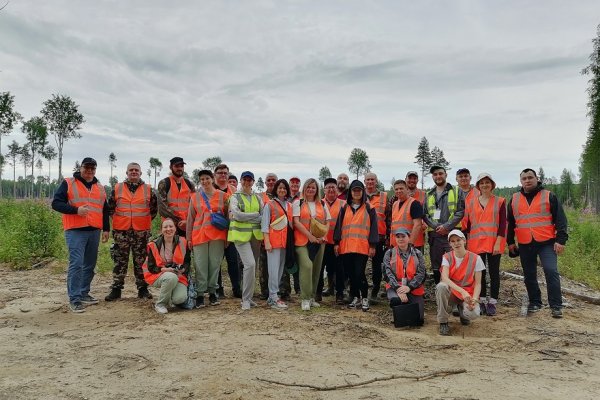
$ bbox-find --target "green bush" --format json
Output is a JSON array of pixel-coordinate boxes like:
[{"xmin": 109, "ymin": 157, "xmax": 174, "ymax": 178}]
[
  {"xmin": 560, "ymin": 209, "xmax": 600, "ymax": 289},
  {"xmin": 0, "ymin": 199, "xmax": 65, "ymax": 268}
]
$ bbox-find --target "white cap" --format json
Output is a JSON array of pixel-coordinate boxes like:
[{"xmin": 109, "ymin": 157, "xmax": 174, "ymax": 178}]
[{"xmin": 447, "ymin": 229, "xmax": 466, "ymax": 241}]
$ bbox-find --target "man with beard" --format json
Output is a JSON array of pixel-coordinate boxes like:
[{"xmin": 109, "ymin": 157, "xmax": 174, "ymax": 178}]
[
  {"xmin": 105, "ymin": 162, "xmax": 157, "ymax": 301},
  {"xmin": 157, "ymin": 157, "xmax": 195, "ymax": 236},
  {"xmin": 337, "ymin": 173, "xmax": 349, "ymax": 200},
  {"xmin": 258, "ymin": 173, "xmax": 278, "ymax": 299},
  {"xmin": 213, "ymin": 163, "xmax": 242, "ymax": 298},
  {"xmin": 423, "ymin": 166, "xmax": 465, "ymax": 284}
]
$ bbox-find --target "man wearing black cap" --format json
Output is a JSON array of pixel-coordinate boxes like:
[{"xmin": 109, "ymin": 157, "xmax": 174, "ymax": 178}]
[
  {"xmin": 423, "ymin": 165, "xmax": 465, "ymax": 284},
  {"xmin": 52, "ymin": 157, "xmax": 110, "ymax": 313},
  {"xmin": 157, "ymin": 157, "xmax": 195, "ymax": 236}
]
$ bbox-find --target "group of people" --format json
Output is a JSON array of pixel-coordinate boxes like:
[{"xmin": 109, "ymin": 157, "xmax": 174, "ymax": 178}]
[{"xmin": 52, "ymin": 156, "xmax": 568, "ymax": 336}]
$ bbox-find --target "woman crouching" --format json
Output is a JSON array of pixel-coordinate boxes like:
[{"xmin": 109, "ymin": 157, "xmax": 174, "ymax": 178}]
[
  {"xmin": 383, "ymin": 227, "xmax": 426, "ymax": 326},
  {"xmin": 143, "ymin": 218, "xmax": 191, "ymax": 314}
]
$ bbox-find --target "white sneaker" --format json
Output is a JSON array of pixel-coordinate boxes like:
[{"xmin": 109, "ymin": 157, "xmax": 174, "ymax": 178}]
[
  {"xmin": 275, "ymin": 299, "xmax": 288, "ymax": 309},
  {"xmin": 241, "ymin": 300, "xmax": 251, "ymax": 310},
  {"xmin": 348, "ymin": 297, "xmax": 359, "ymax": 309},
  {"xmin": 301, "ymin": 300, "xmax": 311, "ymax": 311},
  {"xmin": 310, "ymin": 298, "xmax": 320, "ymax": 308},
  {"xmin": 154, "ymin": 303, "xmax": 168, "ymax": 314},
  {"xmin": 361, "ymin": 297, "xmax": 370, "ymax": 312}
]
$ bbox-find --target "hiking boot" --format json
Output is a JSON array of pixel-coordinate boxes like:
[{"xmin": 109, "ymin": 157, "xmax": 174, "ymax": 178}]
[
  {"xmin": 301, "ymin": 300, "xmax": 311, "ymax": 311},
  {"xmin": 361, "ymin": 297, "xmax": 370, "ymax": 312},
  {"xmin": 486, "ymin": 303, "xmax": 497, "ymax": 316},
  {"xmin": 241, "ymin": 300, "xmax": 251, "ymax": 310},
  {"xmin": 439, "ymin": 323, "xmax": 450, "ymax": 336},
  {"xmin": 217, "ymin": 287, "xmax": 225, "ymax": 298},
  {"xmin": 69, "ymin": 302, "xmax": 85, "ymax": 313},
  {"xmin": 310, "ymin": 299, "xmax": 320, "ymax": 308},
  {"xmin": 348, "ymin": 297, "xmax": 359, "ymax": 309},
  {"xmin": 336, "ymin": 294, "xmax": 345, "ymax": 305},
  {"xmin": 232, "ymin": 288, "xmax": 242, "ymax": 298},
  {"xmin": 551, "ymin": 308, "xmax": 563, "ymax": 319},
  {"xmin": 209, "ymin": 293, "xmax": 220, "ymax": 306},
  {"xmin": 154, "ymin": 303, "xmax": 168, "ymax": 314},
  {"xmin": 195, "ymin": 296, "xmax": 205, "ymax": 309},
  {"xmin": 105, "ymin": 288, "xmax": 121, "ymax": 302},
  {"xmin": 527, "ymin": 304, "xmax": 543, "ymax": 313},
  {"xmin": 81, "ymin": 295, "xmax": 99, "ymax": 305},
  {"xmin": 138, "ymin": 287, "xmax": 153, "ymax": 299},
  {"xmin": 460, "ymin": 316, "xmax": 471, "ymax": 326}
]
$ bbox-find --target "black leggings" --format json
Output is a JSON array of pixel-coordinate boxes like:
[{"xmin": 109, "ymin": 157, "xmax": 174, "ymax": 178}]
[
  {"xmin": 343, "ymin": 253, "xmax": 368, "ymax": 299},
  {"xmin": 478, "ymin": 252, "xmax": 501, "ymax": 300}
]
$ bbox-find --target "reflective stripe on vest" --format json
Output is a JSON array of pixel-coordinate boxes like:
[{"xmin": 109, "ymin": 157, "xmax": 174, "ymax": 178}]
[
  {"xmin": 385, "ymin": 247, "xmax": 424, "ymax": 295},
  {"xmin": 512, "ymin": 190, "xmax": 555, "ymax": 245},
  {"xmin": 411, "ymin": 189, "xmax": 426, "ymax": 205},
  {"xmin": 466, "ymin": 195, "xmax": 506, "ymax": 254},
  {"xmin": 62, "ymin": 177, "xmax": 106, "ymax": 230},
  {"xmin": 268, "ymin": 199, "xmax": 292, "ymax": 249},
  {"xmin": 191, "ymin": 190, "xmax": 227, "ymax": 245},
  {"xmin": 426, "ymin": 186, "xmax": 458, "ymax": 231},
  {"xmin": 142, "ymin": 238, "xmax": 188, "ymax": 286},
  {"xmin": 444, "ymin": 251, "xmax": 478, "ymax": 300},
  {"xmin": 325, "ymin": 198, "xmax": 345, "ymax": 244},
  {"xmin": 339, "ymin": 204, "xmax": 370, "ymax": 255},
  {"xmin": 368, "ymin": 191, "xmax": 387, "ymax": 236},
  {"xmin": 112, "ymin": 182, "xmax": 152, "ymax": 231},
  {"xmin": 166, "ymin": 175, "xmax": 191, "ymax": 221},
  {"xmin": 294, "ymin": 199, "xmax": 326, "ymax": 246},
  {"xmin": 227, "ymin": 193, "xmax": 263, "ymax": 242}
]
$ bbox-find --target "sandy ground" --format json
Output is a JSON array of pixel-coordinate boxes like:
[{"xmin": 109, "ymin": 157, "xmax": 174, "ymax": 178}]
[{"xmin": 1, "ymin": 263, "xmax": 599, "ymax": 400}]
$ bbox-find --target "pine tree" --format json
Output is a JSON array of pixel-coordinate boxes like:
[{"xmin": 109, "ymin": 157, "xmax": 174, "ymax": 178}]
[{"xmin": 414, "ymin": 137, "xmax": 432, "ymax": 189}]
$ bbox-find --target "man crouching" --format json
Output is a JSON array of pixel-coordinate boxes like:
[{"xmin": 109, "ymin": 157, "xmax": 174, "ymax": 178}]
[{"xmin": 436, "ymin": 229, "xmax": 484, "ymax": 336}]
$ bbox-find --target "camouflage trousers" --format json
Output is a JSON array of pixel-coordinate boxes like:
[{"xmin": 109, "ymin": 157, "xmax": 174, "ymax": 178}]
[
  {"xmin": 110, "ymin": 229, "xmax": 150, "ymax": 290},
  {"xmin": 258, "ymin": 245, "xmax": 269, "ymax": 297}
]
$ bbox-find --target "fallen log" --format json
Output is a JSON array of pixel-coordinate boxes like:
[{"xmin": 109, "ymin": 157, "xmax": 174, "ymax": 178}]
[{"xmin": 501, "ymin": 271, "xmax": 600, "ymax": 305}]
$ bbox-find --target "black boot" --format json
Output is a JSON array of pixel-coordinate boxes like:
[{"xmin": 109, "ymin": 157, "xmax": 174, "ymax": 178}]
[
  {"xmin": 105, "ymin": 288, "xmax": 121, "ymax": 302},
  {"xmin": 138, "ymin": 287, "xmax": 153, "ymax": 299}
]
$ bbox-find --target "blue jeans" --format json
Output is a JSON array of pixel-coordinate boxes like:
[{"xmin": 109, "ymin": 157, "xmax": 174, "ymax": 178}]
[
  {"xmin": 65, "ymin": 229, "xmax": 101, "ymax": 303},
  {"xmin": 519, "ymin": 242, "xmax": 562, "ymax": 309}
]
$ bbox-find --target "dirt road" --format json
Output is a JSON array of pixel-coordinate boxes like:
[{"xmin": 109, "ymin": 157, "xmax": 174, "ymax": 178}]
[{"xmin": 1, "ymin": 264, "xmax": 599, "ymax": 400}]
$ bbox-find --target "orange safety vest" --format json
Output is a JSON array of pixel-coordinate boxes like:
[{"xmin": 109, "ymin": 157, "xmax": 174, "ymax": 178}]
[
  {"xmin": 339, "ymin": 204, "xmax": 371, "ymax": 256},
  {"xmin": 112, "ymin": 182, "xmax": 152, "ymax": 231},
  {"xmin": 267, "ymin": 199, "xmax": 293, "ymax": 249},
  {"xmin": 294, "ymin": 199, "xmax": 326, "ymax": 246},
  {"xmin": 390, "ymin": 197, "xmax": 424, "ymax": 248},
  {"xmin": 325, "ymin": 198, "xmax": 345, "ymax": 244},
  {"xmin": 143, "ymin": 238, "xmax": 188, "ymax": 286},
  {"xmin": 458, "ymin": 187, "xmax": 478, "ymax": 229},
  {"xmin": 262, "ymin": 192, "xmax": 272, "ymax": 205},
  {"xmin": 443, "ymin": 251, "xmax": 478, "ymax": 300},
  {"xmin": 166, "ymin": 176, "xmax": 192, "ymax": 222},
  {"xmin": 191, "ymin": 190, "xmax": 228, "ymax": 245},
  {"xmin": 410, "ymin": 188, "xmax": 426, "ymax": 205},
  {"xmin": 62, "ymin": 177, "xmax": 106, "ymax": 230},
  {"xmin": 385, "ymin": 247, "xmax": 424, "ymax": 295},
  {"xmin": 512, "ymin": 190, "xmax": 556, "ymax": 245},
  {"xmin": 466, "ymin": 195, "xmax": 506, "ymax": 254},
  {"xmin": 367, "ymin": 191, "xmax": 387, "ymax": 236}
]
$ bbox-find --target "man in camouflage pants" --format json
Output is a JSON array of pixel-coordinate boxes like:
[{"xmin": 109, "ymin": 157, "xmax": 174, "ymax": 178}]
[{"xmin": 105, "ymin": 162, "xmax": 158, "ymax": 301}]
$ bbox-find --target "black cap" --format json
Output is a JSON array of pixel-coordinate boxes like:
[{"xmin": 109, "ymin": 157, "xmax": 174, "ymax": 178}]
[
  {"xmin": 429, "ymin": 165, "xmax": 445, "ymax": 174},
  {"xmin": 169, "ymin": 157, "xmax": 186, "ymax": 166},
  {"xmin": 81, "ymin": 157, "xmax": 97, "ymax": 166},
  {"xmin": 456, "ymin": 168, "xmax": 470, "ymax": 175},
  {"xmin": 324, "ymin": 177, "xmax": 337, "ymax": 186}
]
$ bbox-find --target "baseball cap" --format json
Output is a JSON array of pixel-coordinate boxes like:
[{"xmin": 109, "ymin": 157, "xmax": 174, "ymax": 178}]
[
  {"xmin": 429, "ymin": 165, "xmax": 446, "ymax": 174},
  {"xmin": 393, "ymin": 227, "xmax": 411, "ymax": 236},
  {"xmin": 456, "ymin": 168, "xmax": 470, "ymax": 176},
  {"xmin": 323, "ymin": 177, "xmax": 337, "ymax": 186},
  {"xmin": 447, "ymin": 229, "xmax": 466, "ymax": 241},
  {"xmin": 240, "ymin": 171, "xmax": 255, "ymax": 180},
  {"xmin": 169, "ymin": 157, "xmax": 186, "ymax": 166},
  {"xmin": 289, "ymin": 176, "xmax": 301, "ymax": 182},
  {"xmin": 406, "ymin": 171, "xmax": 419, "ymax": 178},
  {"xmin": 81, "ymin": 157, "xmax": 97, "ymax": 166}
]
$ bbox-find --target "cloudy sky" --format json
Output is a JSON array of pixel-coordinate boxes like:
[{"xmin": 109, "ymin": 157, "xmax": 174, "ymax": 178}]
[{"xmin": 1, "ymin": 0, "xmax": 599, "ymax": 188}]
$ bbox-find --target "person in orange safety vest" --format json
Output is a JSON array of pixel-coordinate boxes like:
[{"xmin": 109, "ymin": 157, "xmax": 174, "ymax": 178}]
[{"xmin": 157, "ymin": 156, "xmax": 195, "ymax": 236}]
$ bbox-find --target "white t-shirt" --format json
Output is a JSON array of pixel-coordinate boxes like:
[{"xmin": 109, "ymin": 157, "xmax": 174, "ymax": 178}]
[
  {"xmin": 441, "ymin": 253, "xmax": 486, "ymax": 272},
  {"xmin": 292, "ymin": 200, "xmax": 332, "ymax": 220}
]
